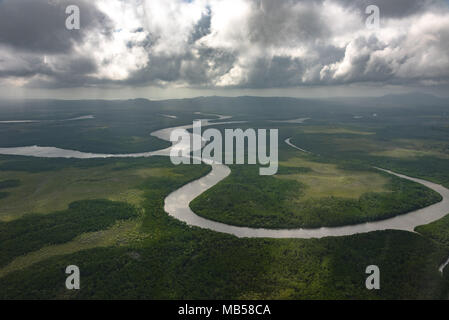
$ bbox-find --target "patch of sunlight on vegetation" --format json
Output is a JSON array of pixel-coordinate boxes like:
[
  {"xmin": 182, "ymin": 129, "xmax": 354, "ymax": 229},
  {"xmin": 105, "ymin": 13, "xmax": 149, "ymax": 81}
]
[
  {"xmin": 277, "ymin": 157, "xmax": 390, "ymax": 200},
  {"xmin": 300, "ymin": 126, "xmax": 375, "ymax": 135},
  {"xmin": 134, "ymin": 167, "xmax": 176, "ymax": 178},
  {"xmin": 371, "ymin": 148, "xmax": 449, "ymax": 159},
  {"xmin": 0, "ymin": 213, "xmax": 148, "ymax": 278},
  {"xmin": 108, "ymin": 189, "xmax": 145, "ymax": 207},
  {"xmin": 326, "ymin": 137, "xmax": 449, "ymax": 159},
  {"xmin": 0, "ymin": 165, "xmax": 164, "ymax": 221},
  {"xmin": 331, "ymin": 137, "xmax": 385, "ymax": 153}
]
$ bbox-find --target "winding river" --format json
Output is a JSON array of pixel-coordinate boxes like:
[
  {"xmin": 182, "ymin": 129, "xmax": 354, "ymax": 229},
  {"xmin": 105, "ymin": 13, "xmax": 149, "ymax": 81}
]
[{"xmin": 1, "ymin": 116, "xmax": 449, "ymax": 241}]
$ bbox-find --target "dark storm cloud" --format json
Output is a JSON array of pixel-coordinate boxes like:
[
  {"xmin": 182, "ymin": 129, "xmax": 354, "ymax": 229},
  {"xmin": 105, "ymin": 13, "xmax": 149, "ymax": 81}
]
[
  {"xmin": 242, "ymin": 56, "xmax": 306, "ymax": 88},
  {"xmin": 336, "ymin": 0, "xmax": 439, "ymax": 18},
  {"xmin": 189, "ymin": 6, "xmax": 212, "ymax": 43},
  {"xmin": 0, "ymin": 0, "xmax": 112, "ymax": 54},
  {"xmin": 247, "ymin": 0, "xmax": 331, "ymax": 46},
  {"xmin": 119, "ymin": 47, "xmax": 236, "ymax": 88}
]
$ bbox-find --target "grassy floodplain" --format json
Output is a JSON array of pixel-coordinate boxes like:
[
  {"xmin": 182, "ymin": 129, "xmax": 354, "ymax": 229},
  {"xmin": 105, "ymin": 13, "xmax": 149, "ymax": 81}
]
[{"xmin": 0, "ymin": 156, "xmax": 177, "ymax": 221}]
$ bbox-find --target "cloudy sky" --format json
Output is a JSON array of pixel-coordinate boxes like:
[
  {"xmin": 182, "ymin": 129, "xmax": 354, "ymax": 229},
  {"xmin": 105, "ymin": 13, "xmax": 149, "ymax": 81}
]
[{"xmin": 0, "ymin": 0, "xmax": 449, "ymax": 99}]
